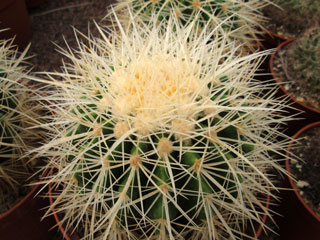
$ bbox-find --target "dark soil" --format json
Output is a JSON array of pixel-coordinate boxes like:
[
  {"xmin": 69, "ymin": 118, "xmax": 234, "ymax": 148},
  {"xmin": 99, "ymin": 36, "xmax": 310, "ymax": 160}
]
[
  {"xmin": 0, "ymin": 183, "xmax": 32, "ymax": 214},
  {"xmin": 290, "ymin": 126, "xmax": 320, "ymax": 217},
  {"xmin": 271, "ymin": 40, "xmax": 320, "ymax": 111},
  {"xmin": 263, "ymin": 2, "xmax": 319, "ymax": 39},
  {"xmin": 0, "ymin": 161, "xmax": 41, "ymax": 215},
  {"xmin": 27, "ymin": 0, "xmax": 115, "ymax": 73},
  {"xmin": 263, "ymin": 4, "xmax": 297, "ymax": 39}
]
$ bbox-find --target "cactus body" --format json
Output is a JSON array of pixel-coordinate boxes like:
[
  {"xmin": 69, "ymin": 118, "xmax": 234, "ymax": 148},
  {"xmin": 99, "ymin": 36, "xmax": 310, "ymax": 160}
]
[{"xmin": 39, "ymin": 14, "xmax": 293, "ymax": 240}]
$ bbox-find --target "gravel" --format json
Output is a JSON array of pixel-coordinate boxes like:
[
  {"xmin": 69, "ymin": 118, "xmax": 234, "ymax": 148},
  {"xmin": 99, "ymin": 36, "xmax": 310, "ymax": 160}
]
[{"xmin": 27, "ymin": 0, "xmax": 115, "ymax": 73}]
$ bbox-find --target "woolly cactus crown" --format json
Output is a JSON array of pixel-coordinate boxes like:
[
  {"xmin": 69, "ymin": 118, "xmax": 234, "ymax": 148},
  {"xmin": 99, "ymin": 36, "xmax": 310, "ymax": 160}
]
[
  {"xmin": 38, "ymin": 13, "xmax": 292, "ymax": 240},
  {"xmin": 111, "ymin": 0, "xmax": 271, "ymax": 51}
]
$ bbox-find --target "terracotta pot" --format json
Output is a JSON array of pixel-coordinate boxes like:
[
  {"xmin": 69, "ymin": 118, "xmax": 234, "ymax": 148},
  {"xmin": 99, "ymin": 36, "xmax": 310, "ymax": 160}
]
[
  {"xmin": 0, "ymin": 183, "xmax": 57, "ymax": 240},
  {"xmin": 279, "ymin": 121, "xmax": 320, "ymax": 240},
  {"xmin": 267, "ymin": 30, "xmax": 288, "ymax": 42},
  {"xmin": 269, "ymin": 38, "xmax": 320, "ymax": 128},
  {"xmin": 0, "ymin": 0, "xmax": 32, "ymax": 49},
  {"xmin": 49, "ymin": 182, "xmax": 270, "ymax": 240}
]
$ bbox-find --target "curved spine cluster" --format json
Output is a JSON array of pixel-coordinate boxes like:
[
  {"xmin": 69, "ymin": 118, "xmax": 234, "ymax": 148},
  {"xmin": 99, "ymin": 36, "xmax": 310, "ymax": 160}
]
[{"xmin": 36, "ymin": 14, "xmax": 293, "ymax": 240}]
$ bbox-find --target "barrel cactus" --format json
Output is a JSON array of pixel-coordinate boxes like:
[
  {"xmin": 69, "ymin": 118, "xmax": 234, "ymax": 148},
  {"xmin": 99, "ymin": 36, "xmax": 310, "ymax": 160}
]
[
  {"xmin": 0, "ymin": 38, "xmax": 41, "ymax": 199},
  {"xmin": 38, "ymin": 14, "xmax": 292, "ymax": 240},
  {"xmin": 111, "ymin": 0, "xmax": 271, "ymax": 52}
]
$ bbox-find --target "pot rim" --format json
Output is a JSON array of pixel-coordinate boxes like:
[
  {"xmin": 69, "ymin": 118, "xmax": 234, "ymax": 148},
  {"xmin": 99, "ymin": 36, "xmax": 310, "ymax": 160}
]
[
  {"xmin": 270, "ymin": 38, "xmax": 320, "ymax": 115},
  {"xmin": 286, "ymin": 121, "xmax": 320, "ymax": 222},
  {"xmin": 266, "ymin": 29, "xmax": 289, "ymax": 42}
]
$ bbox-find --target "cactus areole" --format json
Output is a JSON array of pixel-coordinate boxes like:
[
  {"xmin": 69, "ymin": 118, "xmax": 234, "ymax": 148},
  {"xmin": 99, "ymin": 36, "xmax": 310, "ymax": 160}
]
[{"xmin": 40, "ymin": 13, "xmax": 291, "ymax": 240}]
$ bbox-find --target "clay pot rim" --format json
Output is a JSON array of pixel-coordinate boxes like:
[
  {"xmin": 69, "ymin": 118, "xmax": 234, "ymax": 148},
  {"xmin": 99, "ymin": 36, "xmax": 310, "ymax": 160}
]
[
  {"xmin": 48, "ymin": 181, "xmax": 270, "ymax": 240},
  {"xmin": 266, "ymin": 29, "xmax": 290, "ymax": 42},
  {"xmin": 0, "ymin": 183, "xmax": 39, "ymax": 219},
  {"xmin": 269, "ymin": 38, "xmax": 320, "ymax": 115},
  {"xmin": 286, "ymin": 121, "xmax": 320, "ymax": 223}
]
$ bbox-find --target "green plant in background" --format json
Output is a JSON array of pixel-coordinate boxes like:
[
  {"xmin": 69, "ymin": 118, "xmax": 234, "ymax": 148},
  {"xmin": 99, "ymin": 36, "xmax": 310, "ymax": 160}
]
[
  {"xmin": 286, "ymin": 27, "xmax": 320, "ymax": 89},
  {"xmin": 111, "ymin": 0, "xmax": 271, "ymax": 52},
  {"xmin": 265, "ymin": 0, "xmax": 320, "ymax": 36},
  {"xmin": 0, "ymin": 38, "xmax": 41, "ymax": 202},
  {"xmin": 37, "ymin": 13, "xmax": 293, "ymax": 240}
]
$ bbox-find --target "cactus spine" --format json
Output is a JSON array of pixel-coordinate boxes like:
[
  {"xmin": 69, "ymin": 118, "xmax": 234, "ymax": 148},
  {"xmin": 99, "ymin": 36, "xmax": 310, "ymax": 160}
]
[
  {"xmin": 112, "ymin": 0, "xmax": 271, "ymax": 51},
  {"xmin": 38, "ymin": 14, "xmax": 292, "ymax": 240},
  {"xmin": 0, "ymin": 38, "xmax": 41, "ymax": 199}
]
